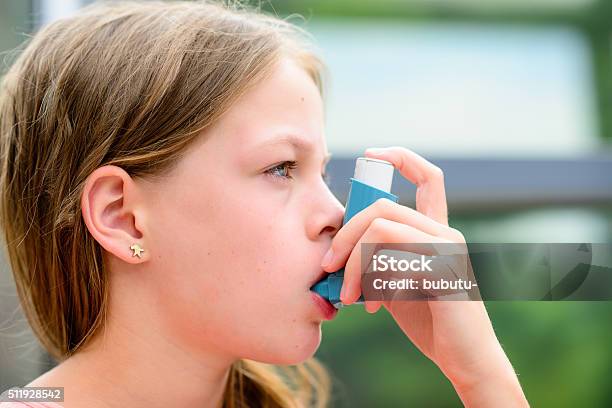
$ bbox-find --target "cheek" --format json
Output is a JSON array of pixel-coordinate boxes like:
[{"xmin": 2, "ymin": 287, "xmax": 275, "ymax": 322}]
[{"xmin": 146, "ymin": 182, "xmax": 318, "ymax": 362}]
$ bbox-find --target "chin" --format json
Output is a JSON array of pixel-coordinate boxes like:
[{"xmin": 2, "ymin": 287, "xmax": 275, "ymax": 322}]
[{"xmin": 256, "ymin": 323, "xmax": 322, "ymax": 365}]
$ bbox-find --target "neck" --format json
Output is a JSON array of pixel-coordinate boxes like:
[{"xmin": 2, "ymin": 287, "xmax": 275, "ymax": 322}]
[
  {"xmin": 62, "ymin": 324, "xmax": 232, "ymax": 407},
  {"xmin": 35, "ymin": 271, "xmax": 236, "ymax": 407}
]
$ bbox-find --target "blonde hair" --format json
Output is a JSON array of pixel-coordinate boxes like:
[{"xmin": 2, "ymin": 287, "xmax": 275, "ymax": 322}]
[{"xmin": 0, "ymin": 1, "xmax": 331, "ymax": 406}]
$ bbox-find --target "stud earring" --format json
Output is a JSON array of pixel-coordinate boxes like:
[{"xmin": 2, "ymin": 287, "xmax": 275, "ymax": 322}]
[{"xmin": 130, "ymin": 243, "xmax": 145, "ymax": 258}]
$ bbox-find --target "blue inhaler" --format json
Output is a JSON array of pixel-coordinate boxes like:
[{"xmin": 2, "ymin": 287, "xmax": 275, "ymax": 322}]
[{"xmin": 310, "ymin": 157, "xmax": 398, "ymax": 308}]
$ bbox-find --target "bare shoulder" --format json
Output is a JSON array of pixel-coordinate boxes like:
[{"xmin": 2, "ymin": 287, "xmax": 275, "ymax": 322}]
[
  {"xmin": 13, "ymin": 357, "xmax": 115, "ymax": 408},
  {"xmin": 6, "ymin": 363, "xmax": 80, "ymax": 408},
  {"xmin": 23, "ymin": 366, "xmax": 66, "ymax": 389}
]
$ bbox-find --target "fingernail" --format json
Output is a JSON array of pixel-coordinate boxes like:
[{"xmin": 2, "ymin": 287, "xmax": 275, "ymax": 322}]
[
  {"xmin": 340, "ymin": 281, "xmax": 347, "ymax": 302},
  {"xmin": 321, "ymin": 248, "xmax": 334, "ymax": 268}
]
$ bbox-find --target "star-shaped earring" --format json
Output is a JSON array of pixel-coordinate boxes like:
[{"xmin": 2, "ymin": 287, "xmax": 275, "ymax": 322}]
[{"xmin": 130, "ymin": 243, "xmax": 145, "ymax": 258}]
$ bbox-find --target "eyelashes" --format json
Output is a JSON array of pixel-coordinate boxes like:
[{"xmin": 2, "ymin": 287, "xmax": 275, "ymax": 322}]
[
  {"xmin": 264, "ymin": 160, "xmax": 331, "ymax": 185},
  {"xmin": 265, "ymin": 160, "xmax": 298, "ymax": 180}
]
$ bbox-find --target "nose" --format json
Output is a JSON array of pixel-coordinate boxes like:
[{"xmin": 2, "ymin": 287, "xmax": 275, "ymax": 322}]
[{"xmin": 306, "ymin": 183, "xmax": 344, "ymax": 241}]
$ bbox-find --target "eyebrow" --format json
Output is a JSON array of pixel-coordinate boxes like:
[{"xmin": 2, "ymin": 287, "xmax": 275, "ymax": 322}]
[{"xmin": 256, "ymin": 133, "xmax": 332, "ymax": 167}]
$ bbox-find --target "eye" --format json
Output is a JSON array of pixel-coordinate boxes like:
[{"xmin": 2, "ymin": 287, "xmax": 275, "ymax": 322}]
[{"xmin": 265, "ymin": 161, "xmax": 297, "ymax": 181}]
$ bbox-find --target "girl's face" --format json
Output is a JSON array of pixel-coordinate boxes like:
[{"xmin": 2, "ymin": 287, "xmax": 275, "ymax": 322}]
[{"xmin": 140, "ymin": 58, "xmax": 344, "ymax": 364}]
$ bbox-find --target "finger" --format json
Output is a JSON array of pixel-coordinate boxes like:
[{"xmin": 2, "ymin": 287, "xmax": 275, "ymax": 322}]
[
  {"xmin": 341, "ymin": 218, "xmax": 450, "ymax": 305},
  {"xmin": 322, "ymin": 197, "xmax": 454, "ymax": 273},
  {"xmin": 365, "ymin": 300, "xmax": 382, "ymax": 313},
  {"xmin": 365, "ymin": 146, "xmax": 448, "ymax": 226}
]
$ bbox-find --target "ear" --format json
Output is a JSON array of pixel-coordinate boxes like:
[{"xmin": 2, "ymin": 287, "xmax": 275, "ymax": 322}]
[{"xmin": 81, "ymin": 165, "xmax": 149, "ymax": 264}]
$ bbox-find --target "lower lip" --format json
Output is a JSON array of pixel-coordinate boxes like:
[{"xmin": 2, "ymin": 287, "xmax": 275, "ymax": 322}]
[{"xmin": 310, "ymin": 291, "xmax": 338, "ymax": 320}]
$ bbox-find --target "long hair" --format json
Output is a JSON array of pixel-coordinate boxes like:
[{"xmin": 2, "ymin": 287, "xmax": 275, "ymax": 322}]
[{"xmin": 0, "ymin": 1, "xmax": 331, "ymax": 406}]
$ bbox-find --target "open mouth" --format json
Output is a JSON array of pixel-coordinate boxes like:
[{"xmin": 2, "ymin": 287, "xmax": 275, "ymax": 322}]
[{"xmin": 310, "ymin": 291, "xmax": 338, "ymax": 320}]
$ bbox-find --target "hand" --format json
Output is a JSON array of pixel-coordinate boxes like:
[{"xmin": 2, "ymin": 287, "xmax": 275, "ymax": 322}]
[{"xmin": 321, "ymin": 146, "xmax": 529, "ymax": 407}]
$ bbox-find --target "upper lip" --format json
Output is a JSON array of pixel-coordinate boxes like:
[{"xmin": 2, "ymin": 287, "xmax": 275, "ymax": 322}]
[{"xmin": 309, "ymin": 269, "xmax": 329, "ymax": 289}]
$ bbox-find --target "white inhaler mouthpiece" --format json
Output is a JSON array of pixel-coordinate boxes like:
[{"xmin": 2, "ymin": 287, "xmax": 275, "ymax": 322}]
[{"xmin": 353, "ymin": 157, "xmax": 394, "ymax": 193}]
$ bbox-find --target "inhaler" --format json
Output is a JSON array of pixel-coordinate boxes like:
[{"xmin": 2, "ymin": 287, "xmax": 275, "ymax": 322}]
[{"xmin": 310, "ymin": 157, "xmax": 398, "ymax": 308}]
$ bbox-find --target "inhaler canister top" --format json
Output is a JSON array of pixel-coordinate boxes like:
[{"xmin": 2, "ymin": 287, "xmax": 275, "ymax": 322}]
[{"xmin": 354, "ymin": 157, "xmax": 394, "ymax": 193}]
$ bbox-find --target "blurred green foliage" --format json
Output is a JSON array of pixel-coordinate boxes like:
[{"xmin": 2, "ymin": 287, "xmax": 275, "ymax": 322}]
[{"xmin": 317, "ymin": 301, "xmax": 612, "ymax": 407}]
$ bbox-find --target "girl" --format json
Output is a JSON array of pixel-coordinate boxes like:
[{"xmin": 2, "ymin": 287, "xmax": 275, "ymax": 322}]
[{"xmin": 0, "ymin": 1, "xmax": 528, "ymax": 407}]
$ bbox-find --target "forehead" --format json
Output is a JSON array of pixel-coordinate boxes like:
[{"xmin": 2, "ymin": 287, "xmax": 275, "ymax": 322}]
[{"xmin": 218, "ymin": 58, "xmax": 326, "ymax": 151}]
